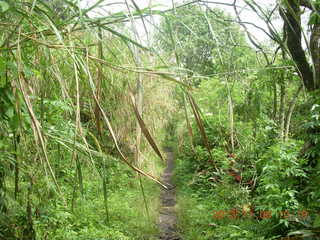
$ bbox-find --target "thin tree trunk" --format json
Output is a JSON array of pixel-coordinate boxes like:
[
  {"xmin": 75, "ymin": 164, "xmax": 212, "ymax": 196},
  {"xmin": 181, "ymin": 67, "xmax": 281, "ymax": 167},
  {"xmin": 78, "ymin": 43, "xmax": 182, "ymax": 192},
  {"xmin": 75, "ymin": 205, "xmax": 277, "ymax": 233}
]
[
  {"xmin": 71, "ymin": 178, "xmax": 77, "ymax": 213},
  {"xmin": 14, "ymin": 133, "xmax": 19, "ymax": 200},
  {"xmin": 273, "ymin": 81, "xmax": 277, "ymax": 121},
  {"xmin": 253, "ymin": 118, "xmax": 257, "ymax": 139},
  {"xmin": 0, "ymin": 162, "xmax": 6, "ymax": 214},
  {"xmin": 284, "ymin": 85, "xmax": 303, "ymax": 141},
  {"xmin": 76, "ymin": 155, "xmax": 83, "ymax": 197},
  {"xmin": 102, "ymin": 173, "xmax": 110, "ymax": 223},
  {"xmin": 23, "ymin": 176, "xmax": 36, "ymax": 240},
  {"xmin": 95, "ymin": 26, "xmax": 103, "ymax": 139},
  {"xmin": 279, "ymin": 79, "xmax": 286, "ymax": 141},
  {"xmin": 227, "ymin": 80, "xmax": 235, "ymax": 152}
]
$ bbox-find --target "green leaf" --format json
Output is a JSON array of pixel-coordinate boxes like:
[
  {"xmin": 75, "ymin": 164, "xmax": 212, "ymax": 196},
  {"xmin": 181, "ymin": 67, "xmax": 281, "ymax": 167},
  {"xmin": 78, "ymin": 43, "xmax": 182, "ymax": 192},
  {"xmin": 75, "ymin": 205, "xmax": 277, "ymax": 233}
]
[
  {"xmin": 308, "ymin": 12, "xmax": 320, "ymax": 25},
  {"xmin": 5, "ymin": 107, "xmax": 14, "ymax": 119},
  {"xmin": 0, "ymin": 1, "xmax": 9, "ymax": 12},
  {"xmin": 288, "ymin": 229, "xmax": 316, "ymax": 237},
  {"xmin": 314, "ymin": 215, "xmax": 320, "ymax": 228},
  {"xmin": 9, "ymin": 114, "xmax": 20, "ymax": 130}
]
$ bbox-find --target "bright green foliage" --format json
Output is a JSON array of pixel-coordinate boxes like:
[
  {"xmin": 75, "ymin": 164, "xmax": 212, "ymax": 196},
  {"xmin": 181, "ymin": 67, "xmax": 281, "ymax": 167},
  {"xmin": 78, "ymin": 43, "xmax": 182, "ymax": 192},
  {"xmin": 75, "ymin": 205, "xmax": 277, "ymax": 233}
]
[
  {"xmin": 0, "ymin": 0, "xmax": 176, "ymax": 239},
  {"xmin": 157, "ymin": 3, "xmax": 251, "ymax": 77},
  {"xmin": 255, "ymin": 141, "xmax": 306, "ymax": 223},
  {"xmin": 1, "ymin": 0, "xmax": 320, "ymax": 239},
  {"xmin": 32, "ymin": 164, "xmax": 160, "ymax": 240},
  {"xmin": 175, "ymin": 154, "xmax": 277, "ymax": 240},
  {"xmin": 171, "ymin": 21, "xmax": 319, "ymax": 237}
]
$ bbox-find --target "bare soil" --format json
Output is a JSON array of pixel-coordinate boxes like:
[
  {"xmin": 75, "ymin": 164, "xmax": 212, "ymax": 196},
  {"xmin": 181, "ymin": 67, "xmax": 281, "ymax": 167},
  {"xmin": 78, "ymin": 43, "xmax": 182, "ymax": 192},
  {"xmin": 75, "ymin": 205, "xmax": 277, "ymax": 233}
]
[{"xmin": 159, "ymin": 151, "xmax": 182, "ymax": 240}]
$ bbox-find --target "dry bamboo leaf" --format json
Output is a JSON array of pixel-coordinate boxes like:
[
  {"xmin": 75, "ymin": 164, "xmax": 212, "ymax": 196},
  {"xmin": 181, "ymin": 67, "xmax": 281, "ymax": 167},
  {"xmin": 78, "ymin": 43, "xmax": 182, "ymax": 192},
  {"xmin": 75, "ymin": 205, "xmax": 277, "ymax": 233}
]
[
  {"xmin": 93, "ymin": 94, "xmax": 169, "ymax": 189},
  {"xmin": 187, "ymin": 93, "xmax": 215, "ymax": 165},
  {"xmin": 129, "ymin": 93, "xmax": 164, "ymax": 162}
]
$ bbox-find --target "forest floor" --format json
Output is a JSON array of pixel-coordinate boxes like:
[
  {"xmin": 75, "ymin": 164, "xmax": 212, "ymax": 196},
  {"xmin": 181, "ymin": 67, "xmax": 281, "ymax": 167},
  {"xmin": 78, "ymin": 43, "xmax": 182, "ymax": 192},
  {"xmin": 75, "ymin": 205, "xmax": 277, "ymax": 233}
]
[{"xmin": 158, "ymin": 150, "xmax": 181, "ymax": 240}]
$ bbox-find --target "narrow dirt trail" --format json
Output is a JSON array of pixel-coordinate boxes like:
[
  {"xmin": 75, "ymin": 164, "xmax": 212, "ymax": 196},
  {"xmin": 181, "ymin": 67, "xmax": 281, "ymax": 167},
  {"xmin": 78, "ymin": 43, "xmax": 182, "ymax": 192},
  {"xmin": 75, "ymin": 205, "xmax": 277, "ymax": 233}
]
[{"xmin": 159, "ymin": 150, "xmax": 181, "ymax": 240}]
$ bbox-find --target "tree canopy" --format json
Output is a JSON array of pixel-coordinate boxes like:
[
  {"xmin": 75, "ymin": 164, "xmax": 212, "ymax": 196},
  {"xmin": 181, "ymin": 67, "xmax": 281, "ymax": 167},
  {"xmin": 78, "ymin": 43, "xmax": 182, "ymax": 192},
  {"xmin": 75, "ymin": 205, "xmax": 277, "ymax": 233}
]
[{"xmin": 156, "ymin": 3, "xmax": 252, "ymax": 77}]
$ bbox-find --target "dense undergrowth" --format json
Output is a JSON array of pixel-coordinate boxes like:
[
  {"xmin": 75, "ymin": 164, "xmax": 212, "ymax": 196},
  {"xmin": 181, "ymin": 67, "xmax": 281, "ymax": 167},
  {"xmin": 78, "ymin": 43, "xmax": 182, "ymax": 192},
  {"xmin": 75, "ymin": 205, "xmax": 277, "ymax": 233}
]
[
  {"xmin": 1, "ymin": 0, "xmax": 320, "ymax": 239},
  {"xmin": 172, "ymin": 88, "xmax": 320, "ymax": 239},
  {"xmin": 0, "ymin": 1, "xmax": 176, "ymax": 239},
  {"xmin": 34, "ymin": 163, "xmax": 162, "ymax": 240}
]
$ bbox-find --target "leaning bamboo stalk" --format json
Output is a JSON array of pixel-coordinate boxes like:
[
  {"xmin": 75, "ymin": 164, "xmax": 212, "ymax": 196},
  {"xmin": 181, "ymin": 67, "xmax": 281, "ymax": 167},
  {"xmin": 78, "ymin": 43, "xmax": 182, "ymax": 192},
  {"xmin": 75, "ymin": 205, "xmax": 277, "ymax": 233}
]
[
  {"xmin": 16, "ymin": 28, "xmax": 62, "ymax": 195},
  {"xmin": 183, "ymin": 94, "xmax": 195, "ymax": 152},
  {"xmin": 135, "ymin": 72, "xmax": 143, "ymax": 166}
]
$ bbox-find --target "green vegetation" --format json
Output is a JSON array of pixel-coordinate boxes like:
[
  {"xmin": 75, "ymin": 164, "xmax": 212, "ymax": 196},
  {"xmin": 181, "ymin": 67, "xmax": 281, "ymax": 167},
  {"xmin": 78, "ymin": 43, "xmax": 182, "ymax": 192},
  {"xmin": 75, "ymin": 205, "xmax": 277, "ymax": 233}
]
[{"xmin": 1, "ymin": 0, "xmax": 320, "ymax": 239}]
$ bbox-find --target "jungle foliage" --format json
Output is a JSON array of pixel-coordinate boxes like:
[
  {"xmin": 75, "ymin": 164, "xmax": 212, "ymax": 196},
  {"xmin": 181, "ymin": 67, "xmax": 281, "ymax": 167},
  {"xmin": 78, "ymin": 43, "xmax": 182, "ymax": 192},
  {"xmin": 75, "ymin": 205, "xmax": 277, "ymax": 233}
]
[{"xmin": 1, "ymin": 0, "xmax": 320, "ymax": 240}]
